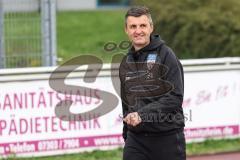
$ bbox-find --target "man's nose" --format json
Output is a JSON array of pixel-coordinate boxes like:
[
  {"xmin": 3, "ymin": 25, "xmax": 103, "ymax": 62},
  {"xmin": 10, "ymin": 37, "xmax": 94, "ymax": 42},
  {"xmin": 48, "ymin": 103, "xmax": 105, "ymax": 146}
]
[{"xmin": 135, "ymin": 26, "xmax": 142, "ymax": 34}]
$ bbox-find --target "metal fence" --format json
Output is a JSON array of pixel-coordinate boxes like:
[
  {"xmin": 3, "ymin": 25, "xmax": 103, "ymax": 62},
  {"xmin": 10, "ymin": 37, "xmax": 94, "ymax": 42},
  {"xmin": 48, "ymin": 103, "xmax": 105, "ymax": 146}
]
[{"xmin": 0, "ymin": 0, "xmax": 56, "ymax": 68}]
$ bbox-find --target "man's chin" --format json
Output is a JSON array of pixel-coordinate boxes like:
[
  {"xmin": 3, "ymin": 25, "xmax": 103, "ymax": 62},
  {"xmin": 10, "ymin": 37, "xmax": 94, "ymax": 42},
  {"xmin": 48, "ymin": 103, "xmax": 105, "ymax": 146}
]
[
  {"xmin": 133, "ymin": 41, "xmax": 147, "ymax": 46},
  {"xmin": 133, "ymin": 41, "xmax": 146, "ymax": 45}
]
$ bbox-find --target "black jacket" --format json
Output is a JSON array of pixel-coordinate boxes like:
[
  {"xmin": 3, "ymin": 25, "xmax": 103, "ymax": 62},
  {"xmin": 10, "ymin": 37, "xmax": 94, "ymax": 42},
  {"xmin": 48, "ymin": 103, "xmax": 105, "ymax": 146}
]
[{"xmin": 119, "ymin": 35, "xmax": 185, "ymax": 141}]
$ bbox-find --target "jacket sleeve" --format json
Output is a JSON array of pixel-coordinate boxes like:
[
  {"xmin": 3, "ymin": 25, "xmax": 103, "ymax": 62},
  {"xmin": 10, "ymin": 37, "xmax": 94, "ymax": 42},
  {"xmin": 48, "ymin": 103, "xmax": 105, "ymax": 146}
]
[
  {"xmin": 121, "ymin": 85, "xmax": 129, "ymax": 141},
  {"xmin": 137, "ymin": 47, "xmax": 184, "ymax": 122},
  {"xmin": 119, "ymin": 58, "xmax": 129, "ymax": 141}
]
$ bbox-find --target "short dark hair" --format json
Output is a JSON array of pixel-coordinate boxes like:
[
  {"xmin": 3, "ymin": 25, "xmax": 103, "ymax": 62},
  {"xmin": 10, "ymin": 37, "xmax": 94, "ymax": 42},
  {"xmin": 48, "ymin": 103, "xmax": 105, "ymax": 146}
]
[{"xmin": 125, "ymin": 6, "xmax": 153, "ymax": 26}]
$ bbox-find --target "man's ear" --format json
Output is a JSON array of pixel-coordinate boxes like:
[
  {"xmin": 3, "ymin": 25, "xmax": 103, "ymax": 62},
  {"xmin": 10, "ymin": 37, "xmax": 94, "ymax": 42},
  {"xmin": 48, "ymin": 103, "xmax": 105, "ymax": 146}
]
[
  {"xmin": 150, "ymin": 24, "xmax": 154, "ymax": 33},
  {"xmin": 124, "ymin": 26, "xmax": 128, "ymax": 34}
]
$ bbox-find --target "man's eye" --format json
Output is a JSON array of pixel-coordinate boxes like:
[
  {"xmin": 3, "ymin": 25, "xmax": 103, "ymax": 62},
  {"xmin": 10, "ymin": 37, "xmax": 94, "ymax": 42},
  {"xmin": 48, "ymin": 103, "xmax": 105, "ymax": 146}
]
[
  {"xmin": 130, "ymin": 25, "xmax": 136, "ymax": 29},
  {"xmin": 140, "ymin": 24, "xmax": 147, "ymax": 28}
]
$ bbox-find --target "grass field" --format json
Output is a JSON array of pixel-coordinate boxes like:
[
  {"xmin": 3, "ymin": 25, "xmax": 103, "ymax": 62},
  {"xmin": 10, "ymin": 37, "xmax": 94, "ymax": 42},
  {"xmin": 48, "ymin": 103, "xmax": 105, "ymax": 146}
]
[
  {"xmin": 187, "ymin": 138, "xmax": 240, "ymax": 156},
  {"xmin": 4, "ymin": 10, "xmax": 128, "ymax": 67},
  {"xmin": 57, "ymin": 10, "xmax": 129, "ymax": 63},
  {"xmin": 3, "ymin": 10, "xmax": 129, "ymax": 67}
]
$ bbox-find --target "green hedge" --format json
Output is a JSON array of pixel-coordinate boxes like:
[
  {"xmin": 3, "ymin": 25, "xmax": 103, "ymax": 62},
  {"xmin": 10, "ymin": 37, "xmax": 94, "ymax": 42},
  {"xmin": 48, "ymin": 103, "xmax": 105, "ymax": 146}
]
[{"xmin": 133, "ymin": 0, "xmax": 240, "ymax": 58}]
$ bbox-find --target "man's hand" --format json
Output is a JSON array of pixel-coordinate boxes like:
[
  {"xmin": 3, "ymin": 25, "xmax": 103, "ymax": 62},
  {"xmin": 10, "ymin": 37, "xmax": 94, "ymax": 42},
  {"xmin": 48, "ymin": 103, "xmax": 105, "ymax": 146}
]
[{"xmin": 123, "ymin": 112, "xmax": 142, "ymax": 127}]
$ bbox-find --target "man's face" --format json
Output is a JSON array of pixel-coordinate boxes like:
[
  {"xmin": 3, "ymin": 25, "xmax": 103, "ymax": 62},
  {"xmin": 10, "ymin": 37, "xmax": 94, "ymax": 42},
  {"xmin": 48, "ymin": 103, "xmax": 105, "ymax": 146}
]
[{"xmin": 125, "ymin": 15, "xmax": 153, "ymax": 49}]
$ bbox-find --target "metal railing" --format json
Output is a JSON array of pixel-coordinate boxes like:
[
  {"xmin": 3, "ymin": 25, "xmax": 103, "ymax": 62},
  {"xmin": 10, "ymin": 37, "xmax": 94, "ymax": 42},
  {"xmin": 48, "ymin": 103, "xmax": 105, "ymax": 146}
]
[
  {"xmin": 0, "ymin": 57, "xmax": 240, "ymax": 82},
  {"xmin": 0, "ymin": 0, "xmax": 56, "ymax": 68}
]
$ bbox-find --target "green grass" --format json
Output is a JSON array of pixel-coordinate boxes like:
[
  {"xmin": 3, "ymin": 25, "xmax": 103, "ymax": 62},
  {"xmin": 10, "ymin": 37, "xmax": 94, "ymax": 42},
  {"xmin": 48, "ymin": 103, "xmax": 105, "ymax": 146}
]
[
  {"xmin": 5, "ymin": 148, "xmax": 123, "ymax": 160},
  {"xmin": 187, "ymin": 138, "xmax": 240, "ymax": 156},
  {"xmin": 4, "ymin": 10, "xmax": 129, "ymax": 67},
  {"xmin": 57, "ymin": 10, "xmax": 129, "ymax": 63},
  {"xmin": 4, "ymin": 138, "xmax": 240, "ymax": 160}
]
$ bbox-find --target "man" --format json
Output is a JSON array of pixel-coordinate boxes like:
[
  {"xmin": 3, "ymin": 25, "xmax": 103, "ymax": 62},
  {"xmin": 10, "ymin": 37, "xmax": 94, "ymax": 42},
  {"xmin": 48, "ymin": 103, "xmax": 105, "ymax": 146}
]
[{"xmin": 119, "ymin": 6, "xmax": 186, "ymax": 160}]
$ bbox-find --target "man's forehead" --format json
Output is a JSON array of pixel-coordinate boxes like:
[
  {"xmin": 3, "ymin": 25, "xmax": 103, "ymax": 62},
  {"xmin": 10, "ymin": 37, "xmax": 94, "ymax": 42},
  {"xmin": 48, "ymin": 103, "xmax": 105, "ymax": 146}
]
[{"xmin": 126, "ymin": 15, "xmax": 149, "ymax": 24}]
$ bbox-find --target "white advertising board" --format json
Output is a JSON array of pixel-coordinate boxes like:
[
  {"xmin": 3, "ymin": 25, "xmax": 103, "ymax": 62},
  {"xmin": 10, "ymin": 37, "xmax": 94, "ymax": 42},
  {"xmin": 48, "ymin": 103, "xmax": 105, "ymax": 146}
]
[
  {"xmin": 0, "ymin": 76, "xmax": 124, "ymax": 157},
  {"xmin": 183, "ymin": 70, "xmax": 240, "ymax": 141},
  {"xmin": 0, "ymin": 67, "xmax": 240, "ymax": 157}
]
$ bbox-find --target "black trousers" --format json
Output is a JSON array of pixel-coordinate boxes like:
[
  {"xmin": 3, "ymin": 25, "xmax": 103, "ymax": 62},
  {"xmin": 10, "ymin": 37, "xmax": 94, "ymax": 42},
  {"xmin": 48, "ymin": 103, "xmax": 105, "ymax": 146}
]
[{"xmin": 123, "ymin": 130, "xmax": 186, "ymax": 160}]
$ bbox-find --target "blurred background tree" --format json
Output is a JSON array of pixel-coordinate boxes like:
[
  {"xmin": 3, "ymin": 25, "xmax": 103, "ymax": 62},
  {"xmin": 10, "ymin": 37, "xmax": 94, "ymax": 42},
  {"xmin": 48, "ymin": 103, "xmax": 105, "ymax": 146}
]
[{"xmin": 133, "ymin": 0, "xmax": 240, "ymax": 58}]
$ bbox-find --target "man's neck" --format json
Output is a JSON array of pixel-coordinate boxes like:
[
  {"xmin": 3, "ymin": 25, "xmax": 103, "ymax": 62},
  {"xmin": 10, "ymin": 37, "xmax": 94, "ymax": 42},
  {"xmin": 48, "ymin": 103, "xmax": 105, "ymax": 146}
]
[
  {"xmin": 133, "ymin": 41, "xmax": 150, "ymax": 52},
  {"xmin": 134, "ymin": 45, "xmax": 144, "ymax": 52}
]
